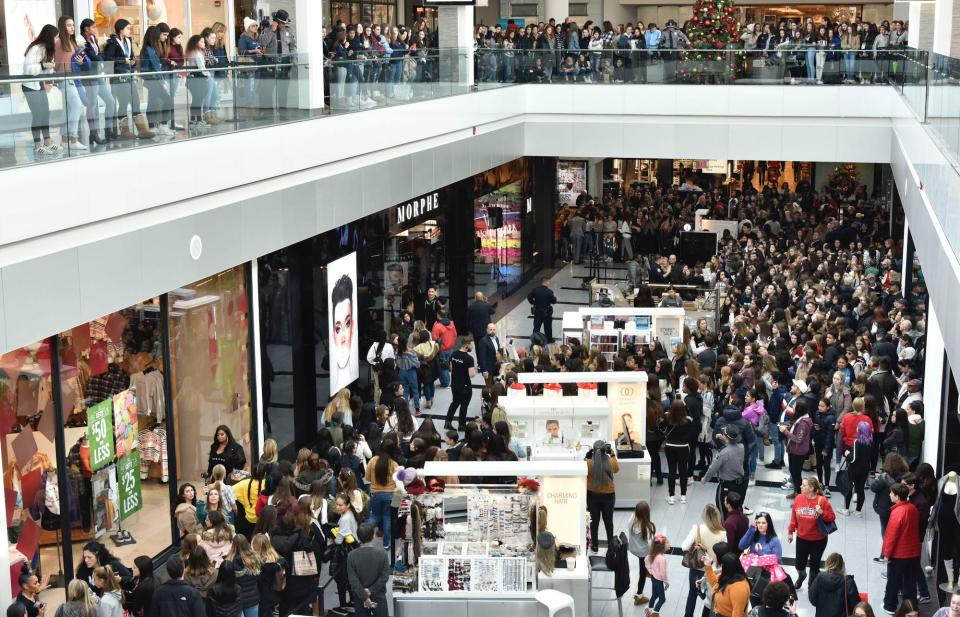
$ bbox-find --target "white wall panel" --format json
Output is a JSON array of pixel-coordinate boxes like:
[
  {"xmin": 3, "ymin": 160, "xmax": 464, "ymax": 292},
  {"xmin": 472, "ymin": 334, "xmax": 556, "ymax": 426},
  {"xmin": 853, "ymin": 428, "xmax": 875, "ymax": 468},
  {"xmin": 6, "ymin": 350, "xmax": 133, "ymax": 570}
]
[
  {"xmin": 77, "ymin": 233, "xmax": 146, "ymax": 320},
  {"xmin": 727, "ymin": 86, "xmax": 785, "ymax": 117},
  {"xmin": 3, "ymin": 251, "xmax": 83, "ymax": 340},
  {"xmin": 241, "ymin": 197, "xmax": 285, "ymax": 260},
  {"xmin": 281, "ymin": 183, "xmax": 321, "ymax": 246},
  {"xmin": 410, "ymin": 148, "xmax": 437, "ymax": 198}
]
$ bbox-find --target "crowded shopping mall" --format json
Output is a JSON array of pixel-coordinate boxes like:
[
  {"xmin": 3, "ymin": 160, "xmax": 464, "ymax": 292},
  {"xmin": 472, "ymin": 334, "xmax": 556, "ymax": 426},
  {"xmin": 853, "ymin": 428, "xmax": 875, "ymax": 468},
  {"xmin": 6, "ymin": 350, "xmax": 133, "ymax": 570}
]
[{"xmin": 2, "ymin": 1, "xmax": 960, "ymax": 617}]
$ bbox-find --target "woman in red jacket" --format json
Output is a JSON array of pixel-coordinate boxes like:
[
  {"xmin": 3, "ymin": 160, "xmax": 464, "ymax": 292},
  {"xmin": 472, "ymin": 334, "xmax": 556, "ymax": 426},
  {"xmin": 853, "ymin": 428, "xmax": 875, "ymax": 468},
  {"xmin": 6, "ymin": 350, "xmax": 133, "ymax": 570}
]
[{"xmin": 787, "ymin": 476, "xmax": 836, "ymax": 590}]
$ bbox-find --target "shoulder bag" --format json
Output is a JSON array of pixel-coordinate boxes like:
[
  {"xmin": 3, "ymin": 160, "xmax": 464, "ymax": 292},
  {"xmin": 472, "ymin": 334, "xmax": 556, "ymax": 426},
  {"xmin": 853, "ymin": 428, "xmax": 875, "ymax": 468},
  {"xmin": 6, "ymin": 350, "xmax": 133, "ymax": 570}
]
[
  {"xmin": 816, "ymin": 497, "xmax": 838, "ymax": 536},
  {"xmin": 682, "ymin": 525, "xmax": 707, "ymax": 569}
]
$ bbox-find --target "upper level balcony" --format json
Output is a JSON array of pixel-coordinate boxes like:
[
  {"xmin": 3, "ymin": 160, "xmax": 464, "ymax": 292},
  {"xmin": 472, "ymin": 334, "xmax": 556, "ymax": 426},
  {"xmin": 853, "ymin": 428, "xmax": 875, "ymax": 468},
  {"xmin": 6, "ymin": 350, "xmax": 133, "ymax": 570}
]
[{"xmin": 0, "ymin": 46, "xmax": 926, "ymax": 171}]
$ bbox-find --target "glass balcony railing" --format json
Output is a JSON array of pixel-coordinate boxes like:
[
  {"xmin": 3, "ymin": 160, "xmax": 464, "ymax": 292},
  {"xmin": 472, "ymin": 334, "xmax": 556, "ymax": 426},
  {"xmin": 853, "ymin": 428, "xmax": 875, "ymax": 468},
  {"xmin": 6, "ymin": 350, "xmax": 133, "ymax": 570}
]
[
  {"xmin": 473, "ymin": 47, "xmax": 911, "ymax": 87},
  {"xmin": 0, "ymin": 49, "xmax": 470, "ymax": 169}
]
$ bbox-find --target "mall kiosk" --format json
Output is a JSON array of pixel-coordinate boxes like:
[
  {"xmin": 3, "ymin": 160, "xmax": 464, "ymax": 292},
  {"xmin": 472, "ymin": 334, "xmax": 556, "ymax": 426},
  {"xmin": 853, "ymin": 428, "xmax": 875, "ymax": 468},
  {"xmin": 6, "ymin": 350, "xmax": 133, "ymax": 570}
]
[
  {"xmin": 504, "ymin": 371, "xmax": 651, "ymax": 509},
  {"xmin": 563, "ymin": 307, "xmax": 686, "ymax": 360},
  {"xmin": 391, "ymin": 461, "xmax": 590, "ymax": 617}
]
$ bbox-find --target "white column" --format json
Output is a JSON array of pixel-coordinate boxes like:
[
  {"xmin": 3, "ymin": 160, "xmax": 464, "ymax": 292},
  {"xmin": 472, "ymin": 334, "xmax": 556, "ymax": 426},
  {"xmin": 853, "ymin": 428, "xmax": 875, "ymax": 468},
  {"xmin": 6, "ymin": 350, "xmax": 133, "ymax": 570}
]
[
  {"xmin": 438, "ymin": 5, "xmax": 474, "ymax": 88},
  {"xmin": 935, "ymin": 0, "xmax": 957, "ymax": 54},
  {"xmin": 923, "ymin": 303, "xmax": 945, "ymax": 466},
  {"xmin": 902, "ymin": 219, "xmax": 911, "ymax": 288},
  {"xmin": 544, "ymin": 0, "xmax": 569, "ymax": 22},
  {"xmin": 295, "ymin": 0, "xmax": 325, "ymax": 109},
  {"xmin": 587, "ymin": 158, "xmax": 603, "ymax": 197},
  {"xmin": 250, "ymin": 260, "xmax": 265, "ymax": 454}
]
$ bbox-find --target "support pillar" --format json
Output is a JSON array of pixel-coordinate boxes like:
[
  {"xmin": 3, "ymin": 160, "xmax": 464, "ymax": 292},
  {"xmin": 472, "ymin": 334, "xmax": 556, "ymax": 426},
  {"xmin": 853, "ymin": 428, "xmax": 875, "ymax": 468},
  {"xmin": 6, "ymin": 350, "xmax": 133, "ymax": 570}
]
[
  {"xmin": 295, "ymin": 0, "xmax": 326, "ymax": 109},
  {"xmin": 438, "ymin": 5, "xmax": 474, "ymax": 89},
  {"xmin": 923, "ymin": 303, "xmax": 945, "ymax": 466},
  {"xmin": 587, "ymin": 158, "xmax": 603, "ymax": 197}
]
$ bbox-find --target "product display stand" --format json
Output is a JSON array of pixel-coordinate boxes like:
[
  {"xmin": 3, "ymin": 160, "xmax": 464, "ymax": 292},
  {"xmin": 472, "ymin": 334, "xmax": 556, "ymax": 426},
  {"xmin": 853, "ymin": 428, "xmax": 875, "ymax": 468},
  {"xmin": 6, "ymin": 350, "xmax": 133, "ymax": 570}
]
[
  {"xmin": 393, "ymin": 462, "xmax": 590, "ymax": 617},
  {"xmin": 517, "ymin": 371, "xmax": 651, "ymax": 507}
]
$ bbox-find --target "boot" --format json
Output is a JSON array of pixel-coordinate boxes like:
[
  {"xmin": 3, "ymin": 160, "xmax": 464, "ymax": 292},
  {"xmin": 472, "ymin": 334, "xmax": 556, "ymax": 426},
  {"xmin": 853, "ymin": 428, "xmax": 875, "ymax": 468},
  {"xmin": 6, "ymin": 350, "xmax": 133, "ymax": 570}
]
[
  {"xmin": 204, "ymin": 111, "xmax": 222, "ymax": 126},
  {"xmin": 133, "ymin": 114, "xmax": 155, "ymax": 139},
  {"xmin": 88, "ymin": 119, "xmax": 106, "ymax": 145},
  {"xmin": 118, "ymin": 117, "xmax": 136, "ymax": 140}
]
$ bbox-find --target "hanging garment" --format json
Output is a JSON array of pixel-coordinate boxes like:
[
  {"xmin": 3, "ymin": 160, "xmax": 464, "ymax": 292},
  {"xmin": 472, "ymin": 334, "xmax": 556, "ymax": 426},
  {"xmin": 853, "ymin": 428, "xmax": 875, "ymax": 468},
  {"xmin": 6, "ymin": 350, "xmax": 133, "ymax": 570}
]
[
  {"xmin": 129, "ymin": 370, "xmax": 166, "ymax": 420},
  {"xmin": 137, "ymin": 427, "xmax": 168, "ymax": 482}
]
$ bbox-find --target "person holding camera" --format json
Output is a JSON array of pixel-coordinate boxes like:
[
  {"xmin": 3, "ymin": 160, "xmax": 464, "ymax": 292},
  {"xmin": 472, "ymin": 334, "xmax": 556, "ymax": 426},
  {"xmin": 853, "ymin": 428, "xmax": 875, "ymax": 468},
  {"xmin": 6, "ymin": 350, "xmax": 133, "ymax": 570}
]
[{"xmin": 586, "ymin": 440, "xmax": 619, "ymax": 553}]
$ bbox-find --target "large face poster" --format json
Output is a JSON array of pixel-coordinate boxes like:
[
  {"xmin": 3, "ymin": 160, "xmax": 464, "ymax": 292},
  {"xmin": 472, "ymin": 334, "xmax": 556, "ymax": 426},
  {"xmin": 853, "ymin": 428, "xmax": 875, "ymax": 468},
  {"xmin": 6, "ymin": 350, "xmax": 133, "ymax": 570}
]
[{"xmin": 328, "ymin": 252, "xmax": 359, "ymax": 396}]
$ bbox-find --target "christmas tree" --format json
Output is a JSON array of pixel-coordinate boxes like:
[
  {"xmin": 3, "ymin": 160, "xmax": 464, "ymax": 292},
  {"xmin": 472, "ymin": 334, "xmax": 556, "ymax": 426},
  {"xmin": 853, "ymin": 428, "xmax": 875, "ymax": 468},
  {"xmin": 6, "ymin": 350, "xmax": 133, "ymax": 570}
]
[
  {"xmin": 827, "ymin": 163, "xmax": 859, "ymax": 194},
  {"xmin": 679, "ymin": 0, "xmax": 740, "ymax": 83}
]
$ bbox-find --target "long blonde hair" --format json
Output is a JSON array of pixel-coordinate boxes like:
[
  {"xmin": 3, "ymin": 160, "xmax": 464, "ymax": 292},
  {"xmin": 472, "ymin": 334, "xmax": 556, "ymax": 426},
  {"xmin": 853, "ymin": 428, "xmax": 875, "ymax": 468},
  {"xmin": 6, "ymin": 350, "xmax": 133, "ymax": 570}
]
[
  {"xmin": 66, "ymin": 579, "xmax": 97, "ymax": 617},
  {"xmin": 227, "ymin": 534, "xmax": 262, "ymax": 575},
  {"xmin": 702, "ymin": 504, "xmax": 724, "ymax": 534},
  {"xmin": 324, "ymin": 389, "xmax": 351, "ymax": 423},
  {"xmin": 251, "ymin": 533, "xmax": 281, "ymax": 563},
  {"xmin": 261, "ymin": 439, "xmax": 278, "ymax": 464},
  {"xmin": 93, "ymin": 565, "xmax": 121, "ymax": 595}
]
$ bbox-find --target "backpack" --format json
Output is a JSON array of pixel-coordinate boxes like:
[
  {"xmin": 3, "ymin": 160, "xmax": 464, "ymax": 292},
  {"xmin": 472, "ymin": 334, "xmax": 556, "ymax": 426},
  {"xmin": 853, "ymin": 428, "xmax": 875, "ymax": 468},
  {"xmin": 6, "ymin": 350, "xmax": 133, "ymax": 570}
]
[
  {"xmin": 371, "ymin": 343, "xmax": 386, "ymax": 373},
  {"xmin": 755, "ymin": 411, "xmax": 771, "ymax": 439}
]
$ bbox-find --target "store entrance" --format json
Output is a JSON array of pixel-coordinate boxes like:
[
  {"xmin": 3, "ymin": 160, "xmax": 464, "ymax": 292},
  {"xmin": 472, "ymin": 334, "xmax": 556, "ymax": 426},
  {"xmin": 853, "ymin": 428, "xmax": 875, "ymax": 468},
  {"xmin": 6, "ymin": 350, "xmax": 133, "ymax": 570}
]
[
  {"xmin": 738, "ymin": 4, "xmax": 860, "ymax": 27},
  {"xmin": 383, "ymin": 220, "xmax": 447, "ymax": 333}
]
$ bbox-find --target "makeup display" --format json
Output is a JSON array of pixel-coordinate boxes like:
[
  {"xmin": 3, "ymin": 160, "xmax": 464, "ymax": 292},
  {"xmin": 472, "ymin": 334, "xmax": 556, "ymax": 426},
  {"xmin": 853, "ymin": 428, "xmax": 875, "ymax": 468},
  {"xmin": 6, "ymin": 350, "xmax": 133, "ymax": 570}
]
[{"xmin": 405, "ymin": 489, "xmax": 538, "ymax": 594}]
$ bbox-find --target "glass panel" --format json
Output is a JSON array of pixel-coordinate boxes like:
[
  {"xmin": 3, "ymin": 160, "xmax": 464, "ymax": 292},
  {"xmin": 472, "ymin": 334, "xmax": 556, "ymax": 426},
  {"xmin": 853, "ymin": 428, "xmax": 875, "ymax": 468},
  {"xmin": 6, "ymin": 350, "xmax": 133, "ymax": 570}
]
[
  {"xmin": 57, "ymin": 301, "xmax": 170, "ymax": 578},
  {"xmin": 0, "ymin": 341, "xmax": 61, "ymax": 605},
  {"xmin": 104, "ymin": 1, "xmax": 145, "ymax": 47},
  {"xmin": 169, "ymin": 266, "xmax": 253, "ymax": 485},
  {"xmin": 147, "ymin": 0, "xmax": 188, "ymax": 27}
]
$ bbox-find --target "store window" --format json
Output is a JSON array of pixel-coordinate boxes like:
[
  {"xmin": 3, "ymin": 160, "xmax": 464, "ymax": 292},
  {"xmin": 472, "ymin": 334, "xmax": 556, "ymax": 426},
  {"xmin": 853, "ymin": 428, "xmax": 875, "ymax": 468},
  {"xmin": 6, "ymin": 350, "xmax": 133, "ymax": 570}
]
[
  {"xmin": 1, "ymin": 340, "xmax": 60, "ymax": 598},
  {"xmin": 169, "ymin": 266, "xmax": 253, "ymax": 485},
  {"xmin": 329, "ymin": 2, "xmax": 360, "ymax": 25},
  {"xmin": 57, "ymin": 302, "xmax": 170, "ymax": 570}
]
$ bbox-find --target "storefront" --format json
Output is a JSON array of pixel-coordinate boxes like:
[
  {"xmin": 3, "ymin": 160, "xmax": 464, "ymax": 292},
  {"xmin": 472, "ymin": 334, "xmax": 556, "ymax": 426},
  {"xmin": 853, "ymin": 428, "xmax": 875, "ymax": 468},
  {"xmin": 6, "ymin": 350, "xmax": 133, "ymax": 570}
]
[
  {"xmin": 259, "ymin": 157, "xmax": 554, "ymax": 459},
  {"xmin": 2, "ymin": 264, "xmax": 258, "ymax": 607},
  {"xmin": 328, "ymin": 0, "xmax": 398, "ymax": 29}
]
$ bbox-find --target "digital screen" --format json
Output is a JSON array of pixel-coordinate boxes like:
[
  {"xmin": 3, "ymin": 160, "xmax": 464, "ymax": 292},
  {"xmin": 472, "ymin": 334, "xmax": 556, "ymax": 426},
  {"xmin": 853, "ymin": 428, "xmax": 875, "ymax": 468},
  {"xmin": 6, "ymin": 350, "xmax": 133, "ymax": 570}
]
[{"xmin": 474, "ymin": 182, "xmax": 523, "ymax": 287}]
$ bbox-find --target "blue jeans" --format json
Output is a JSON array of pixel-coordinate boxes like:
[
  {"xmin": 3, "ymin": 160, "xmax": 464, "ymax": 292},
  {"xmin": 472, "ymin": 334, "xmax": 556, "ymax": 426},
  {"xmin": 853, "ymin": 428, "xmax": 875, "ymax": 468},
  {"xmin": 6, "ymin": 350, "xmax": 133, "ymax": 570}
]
[
  {"xmin": 423, "ymin": 379, "xmax": 435, "ymax": 403},
  {"xmin": 368, "ymin": 491, "xmax": 393, "ymax": 548},
  {"xmin": 844, "ymin": 51, "xmax": 856, "ymax": 77},
  {"xmin": 650, "ymin": 577, "xmax": 666, "ymax": 611},
  {"xmin": 242, "ymin": 605, "xmax": 257, "ymax": 617},
  {"xmin": 399, "ymin": 368, "xmax": 420, "ymax": 411},
  {"xmin": 684, "ymin": 569, "xmax": 702, "ymax": 617},
  {"xmin": 439, "ymin": 350, "xmax": 453, "ymax": 387},
  {"xmin": 806, "ymin": 49, "xmax": 816, "ymax": 79},
  {"xmin": 747, "ymin": 439, "xmax": 759, "ymax": 476},
  {"xmin": 771, "ymin": 425, "xmax": 784, "ymax": 465}
]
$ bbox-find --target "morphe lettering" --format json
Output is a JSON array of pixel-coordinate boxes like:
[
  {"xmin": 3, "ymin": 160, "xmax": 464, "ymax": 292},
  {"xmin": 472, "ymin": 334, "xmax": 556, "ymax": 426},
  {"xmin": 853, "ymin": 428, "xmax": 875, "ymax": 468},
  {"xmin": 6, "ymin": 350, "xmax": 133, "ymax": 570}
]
[{"xmin": 396, "ymin": 192, "xmax": 441, "ymax": 227}]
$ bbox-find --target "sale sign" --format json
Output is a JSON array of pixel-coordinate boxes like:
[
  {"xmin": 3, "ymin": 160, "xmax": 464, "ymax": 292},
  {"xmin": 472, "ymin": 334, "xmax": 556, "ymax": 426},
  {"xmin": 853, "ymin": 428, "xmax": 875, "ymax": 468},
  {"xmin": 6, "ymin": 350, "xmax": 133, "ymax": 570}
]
[{"xmin": 87, "ymin": 399, "xmax": 115, "ymax": 471}]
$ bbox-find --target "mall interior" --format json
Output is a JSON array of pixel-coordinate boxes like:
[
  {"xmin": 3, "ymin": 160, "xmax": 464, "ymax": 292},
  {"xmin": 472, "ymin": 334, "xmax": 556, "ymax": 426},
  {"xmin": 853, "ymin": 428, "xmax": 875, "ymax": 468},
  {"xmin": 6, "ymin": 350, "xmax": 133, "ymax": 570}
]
[{"xmin": 4, "ymin": 0, "xmax": 960, "ymax": 615}]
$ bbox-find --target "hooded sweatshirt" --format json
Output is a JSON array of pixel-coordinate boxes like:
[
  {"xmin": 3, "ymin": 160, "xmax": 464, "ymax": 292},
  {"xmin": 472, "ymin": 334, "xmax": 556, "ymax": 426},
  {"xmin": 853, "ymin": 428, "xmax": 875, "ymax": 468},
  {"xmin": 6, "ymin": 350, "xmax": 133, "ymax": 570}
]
[
  {"xmin": 431, "ymin": 319, "xmax": 458, "ymax": 352},
  {"xmin": 715, "ymin": 406, "xmax": 756, "ymax": 447},
  {"xmin": 808, "ymin": 570, "xmax": 861, "ymax": 617}
]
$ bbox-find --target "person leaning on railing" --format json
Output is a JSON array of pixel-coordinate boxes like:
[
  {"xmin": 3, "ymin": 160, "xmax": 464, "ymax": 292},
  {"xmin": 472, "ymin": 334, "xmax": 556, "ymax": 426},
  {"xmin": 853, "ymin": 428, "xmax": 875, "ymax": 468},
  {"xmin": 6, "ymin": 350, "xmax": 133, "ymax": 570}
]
[
  {"xmin": 103, "ymin": 19, "xmax": 154, "ymax": 139},
  {"xmin": 22, "ymin": 24, "xmax": 62, "ymax": 156}
]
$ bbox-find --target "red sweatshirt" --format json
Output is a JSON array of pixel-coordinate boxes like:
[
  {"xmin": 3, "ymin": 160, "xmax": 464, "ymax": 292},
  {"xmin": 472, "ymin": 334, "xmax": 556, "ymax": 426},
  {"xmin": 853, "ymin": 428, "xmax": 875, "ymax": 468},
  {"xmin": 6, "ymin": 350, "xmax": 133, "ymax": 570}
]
[
  {"xmin": 883, "ymin": 501, "xmax": 921, "ymax": 559},
  {"xmin": 788, "ymin": 493, "xmax": 836, "ymax": 541},
  {"xmin": 839, "ymin": 412, "xmax": 864, "ymax": 447}
]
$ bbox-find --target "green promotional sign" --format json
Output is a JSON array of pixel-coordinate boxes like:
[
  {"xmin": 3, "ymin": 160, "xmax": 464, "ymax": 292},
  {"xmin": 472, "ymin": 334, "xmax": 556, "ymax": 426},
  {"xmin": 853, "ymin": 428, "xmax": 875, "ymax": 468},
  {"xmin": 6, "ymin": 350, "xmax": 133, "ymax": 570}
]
[
  {"xmin": 87, "ymin": 399, "xmax": 115, "ymax": 471},
  {"xmin": 117, "ymin": 451, "xmax": 143, "ymax": 520}
]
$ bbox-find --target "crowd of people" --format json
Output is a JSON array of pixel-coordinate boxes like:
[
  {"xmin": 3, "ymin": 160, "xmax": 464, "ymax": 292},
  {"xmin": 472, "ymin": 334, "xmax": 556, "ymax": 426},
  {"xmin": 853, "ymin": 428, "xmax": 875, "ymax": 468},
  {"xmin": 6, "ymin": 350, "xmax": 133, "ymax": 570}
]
[
  {"xmin": 473, "ymin": 16, "xmax": 910, "ymax": 84},
  {"xmin": 21, "ymin": 11, "xmax": 297, "ymax": 157},
  {"xmin": 5, "ymin": 162, "xmax": 936, "ymax": 617}
]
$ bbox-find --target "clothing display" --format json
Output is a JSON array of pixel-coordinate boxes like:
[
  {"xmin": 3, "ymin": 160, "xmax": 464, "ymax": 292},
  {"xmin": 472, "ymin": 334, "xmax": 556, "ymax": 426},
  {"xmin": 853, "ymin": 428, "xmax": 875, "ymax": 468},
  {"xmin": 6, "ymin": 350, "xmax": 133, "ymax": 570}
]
[
  {"xmin": 86, "ymin": 364, "xmax": 130, "ymax": 404},
  {"xmin": 129, "ymin": 369, "xmax": 166, "ymax": 420},
  {"xmin": 137, "ymin": 427, "xmax": 169, "ymax": 482},
  {"xmin": 933, "ymin": 473, "xmax": 960, "ymax": 590}
]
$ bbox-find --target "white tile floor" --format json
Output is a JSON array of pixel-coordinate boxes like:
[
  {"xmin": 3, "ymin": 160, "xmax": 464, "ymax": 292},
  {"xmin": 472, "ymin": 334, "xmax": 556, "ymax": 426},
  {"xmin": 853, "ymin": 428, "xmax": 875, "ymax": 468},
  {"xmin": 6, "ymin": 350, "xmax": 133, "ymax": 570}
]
[{"xmin": 411, "ymin": 261, "xmax": 929, "ymax": 617}]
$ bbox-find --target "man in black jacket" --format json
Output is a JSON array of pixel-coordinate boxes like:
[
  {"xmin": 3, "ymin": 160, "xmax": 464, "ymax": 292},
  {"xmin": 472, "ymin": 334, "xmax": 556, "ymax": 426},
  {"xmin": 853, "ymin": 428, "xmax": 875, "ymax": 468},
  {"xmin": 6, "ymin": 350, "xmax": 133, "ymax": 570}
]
[
  {"xmin": 152, "ymin": 556, "xmax": 205, "ymax": 617},
  {"xmin": 527, "ymin": 277, "xmax": 557, "ymax": 342},
  {"xmin": 467, "ymin": 292, "xmax": 496, "ymax": 341}
]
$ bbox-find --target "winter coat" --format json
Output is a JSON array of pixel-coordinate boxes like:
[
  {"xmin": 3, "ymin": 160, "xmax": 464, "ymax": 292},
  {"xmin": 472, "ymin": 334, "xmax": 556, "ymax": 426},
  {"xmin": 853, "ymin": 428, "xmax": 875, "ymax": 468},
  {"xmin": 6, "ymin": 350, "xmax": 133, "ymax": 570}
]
[
  {"xmin": 883, "ymin": 501, "xmax": 921, "ymax": 559},
  {"xmin": 812, "ymin": 408, "xmax": 837, "ymax": 452},
  {"xmin": 715, "ymin": 406, "xmax": 756, "ymax": 447},
  {"xmin": 785, "ymin": 415, "xmax": 813, "ymax": 456},
  {"xmin": 123, "ymin": 577, "xmax": 156, "ymax": 617},
  {"xmin": 808, "ymin": 570, "xmax": 861, "ymax": 617},
  {"xmin": 430, "ymin": 319, "xmax": 458, "ymax": 352},
  {"xmin": 150, "ymin": 580, "xmax": 205, "ymax": 617},
  {"xmin": 270, "ymin": 528, "xmax": 318, "ymax": 598},
  {"xmin": 871, "ymin": 471, "xmax": 904, "ymax": 519},
  {"xmin": 175, "ymin": 502, "xmax": 201, "ymax": 539},
  {"xmin": 233, "ymin": 560, "xmax": 260, "ymax": 609},
  {"xmin": 184, "ymin": 568, "xmax": 217, "ymax": 598},
  {"xmin": 206, "ymin": 584, "xmax": 242, "ymax": 617}
]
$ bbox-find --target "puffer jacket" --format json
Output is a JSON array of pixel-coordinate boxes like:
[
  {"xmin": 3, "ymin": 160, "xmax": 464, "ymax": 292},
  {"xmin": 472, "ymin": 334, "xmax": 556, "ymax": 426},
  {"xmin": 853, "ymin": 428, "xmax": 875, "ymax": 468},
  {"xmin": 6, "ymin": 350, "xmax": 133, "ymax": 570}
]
[
  {"xmin": 808, "ymin": 570, "xmax": 861, "ymax": 617},
  {"xmin": 234, "ymin": 560, "xmax": 260, "ymax": 609}
]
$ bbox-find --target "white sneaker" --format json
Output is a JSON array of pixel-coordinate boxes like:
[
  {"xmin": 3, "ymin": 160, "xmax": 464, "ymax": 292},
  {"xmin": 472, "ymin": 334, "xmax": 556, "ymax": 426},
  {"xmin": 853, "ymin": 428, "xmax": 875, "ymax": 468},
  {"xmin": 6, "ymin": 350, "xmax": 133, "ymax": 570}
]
[
  {"xmin": 70, "ymin": 139, "xmax": 88, "ymax": 151},
  {"xmin": 853, "ymin": 510, "xmax": 864, "ymax": 518},
  {"xmin": 838, "ymin": 508, "xmax": 849, "ymax": 516},
  {"xmin": 666, "ymin": 496, "xmax": 675, "ymax": 505},
  {"xmin": 680, "ymin": 495, "xmax": 687, "ymax": 504},
  {"xmin": 748, "ymin": 478, "xmax": 756, "ymax": 486}
]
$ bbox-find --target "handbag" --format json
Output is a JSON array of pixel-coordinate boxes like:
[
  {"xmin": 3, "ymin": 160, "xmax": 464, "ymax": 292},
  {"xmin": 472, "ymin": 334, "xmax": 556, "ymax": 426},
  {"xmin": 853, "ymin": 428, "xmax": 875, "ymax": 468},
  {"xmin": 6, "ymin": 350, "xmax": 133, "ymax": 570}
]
[
  {"xmin": 816, "ymin": 498, "xmax": 838, "ymax": 536},
  {"xmin": 681, "ymin": 525, "xmax": 707, "ymax": 569},
  {"xmin": 292, "ymin": 549, "xmax": 318, "ymax": 576},
  {"xmin": 835, "ymin": 458, "xmax": 852, "ymax": 497}
]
